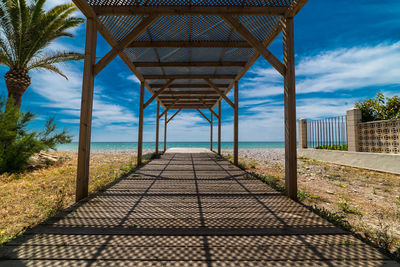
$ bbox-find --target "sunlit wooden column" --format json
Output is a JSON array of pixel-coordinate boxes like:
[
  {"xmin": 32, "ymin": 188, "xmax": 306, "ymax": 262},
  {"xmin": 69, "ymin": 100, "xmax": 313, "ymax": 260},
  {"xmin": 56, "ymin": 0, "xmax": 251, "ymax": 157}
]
[
  {"xmin": 283, "ymin": 17, "xmax": 297, "ymax": 200},
  {"xmin": 218, "ymin": 101, "xmax": 222, "ymax": 155},
  {"xmin": 234, "ymin": 81, "xmax": 239, "ymax": 166},
  {"xmin": 137, "ymin": 81, "xmax": 145, "ymax": 166},
  {"xmin": 210, "ymin": 113, "xmax": 213, "ymax": 151},
  {"xmin": 76, "ymin": 18, "xmax": 97, "ymax": 202},
  {"xmin": 164, "ymin": 111, "xmax": 167, "ymax": 152},
  {"xmin": 155, "ymin": 101, "xmax": 160, "ymax": 154}
]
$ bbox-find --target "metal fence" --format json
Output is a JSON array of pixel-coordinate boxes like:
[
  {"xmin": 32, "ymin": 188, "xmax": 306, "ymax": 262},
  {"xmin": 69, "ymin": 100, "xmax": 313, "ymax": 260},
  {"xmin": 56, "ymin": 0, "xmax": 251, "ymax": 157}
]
[{"xmin": 307, "ymin": 115, "xmax": 347, "ymax": 148}]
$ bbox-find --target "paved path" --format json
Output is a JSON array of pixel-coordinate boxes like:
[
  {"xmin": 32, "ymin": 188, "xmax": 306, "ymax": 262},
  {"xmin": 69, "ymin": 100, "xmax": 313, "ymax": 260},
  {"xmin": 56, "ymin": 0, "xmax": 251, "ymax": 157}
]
[{"xmin": 0, "ymin": 150, "xmax": 397, "ymax": 266}]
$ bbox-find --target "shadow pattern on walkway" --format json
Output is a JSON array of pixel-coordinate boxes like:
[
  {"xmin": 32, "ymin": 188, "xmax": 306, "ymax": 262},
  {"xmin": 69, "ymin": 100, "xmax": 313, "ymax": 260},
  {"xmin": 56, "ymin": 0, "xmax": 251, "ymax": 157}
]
[{"xmin": 0, "ymin": 152, "xmax": 397, "ymax": 266}]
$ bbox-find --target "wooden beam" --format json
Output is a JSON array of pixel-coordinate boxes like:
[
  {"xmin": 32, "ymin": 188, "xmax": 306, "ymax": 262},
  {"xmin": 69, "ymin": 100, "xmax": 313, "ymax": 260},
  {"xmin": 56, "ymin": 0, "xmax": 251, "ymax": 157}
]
[
  {"xmin": 163, "ymin": 100, "xmax": 215, "ymax": 104},
  {"xmin": 198, "ymin": 98, "xmax": 219, "ymax": 118},
  {"xmin": 162, "ymin": 100, "xmax": 217, "ymax": 103},
  {"xmin": 159, "ymin": 91, "xmax": 222, "ymax": 95},
  {"xmin": 135, "ymin": 62, "xmax": 245, "ymax": 68},
  {"xmin": 76, "ymin": 18, "xmax": 96, "ymax": 202},
  {"xmin": 204, "ymin": 79, "xmax": 234, "ymax": 108},
  {"xmin": 158, "ymin": 99, "xmax": 179, "ymax": 119},
  {"xmin": 286, "ymin": 0, "xmax": 309, "ymax": 17},
  {"xmin": 137, "ymin": 82, "xmax": 145, "ymax": 166},
  {"xmin": 159, "ymin": 96, "xmax": 219, "ymax": 100},
  {"xmin": 212, "ymin": 9, "xmax": 285, "ymax": 110},
  {"xmin": 163, "ymin": 101, "xmax": 216, "ymax": 105},
  {"xmin": 130, "ymin": 41, "xmax": 251, "ymax": 48},
  {"xmin": 72, "ymin": 0, "xmax": 95, "ymax": 18},
  {"xmin": 222, "ymin": 15, "xmax": 286, "ymax": 76},
  {"xmin": 93, "ymin": 20, "xmax": 166, "ymax": 110},
  {"xmin": 218, "ymin": 101, "xmax": 221, "ymax": 155},
  {"xmin": 94, "ymin": 15, "xmax": 159, "ymax": 76},
  {"xmin": 164, "ymin": 110, "xmax": 167, "ymax": 152},
  {"xmin": 168, "ymin": 105, "xmax": 212, "ymax": 109},
  {"xmin": 93, "ymin": 6, "xmax": 287, "ymax": 16},
  {"xmin": 119, "ymin": 53, "xmax": 166, "ymax": 110},
  {"xmin": 152, "ymin": 84, "xmax": 219, "ymax": 89},
  {"xmin": 234, "ymin": 81, "xmax": 239, "ymax": 166},
  {"xmin": 144, "ymin": 79, "xmax": 174, "ymax": 109},
  {"xmin": 196, "ymin": 109, "xmax": 211, "ymax": 123},
  {"xmin": 167, "ymin": 109, "xmax": 182, "ymax": 124},
  {"xmin": 210, "ymin": 113, "xmax": 213, "ymax": 151},
  {"xmin": 159, "ymin": 109, "xmax": 167, "ymax": 119},
  {"xmin": 156, "ymin": 101, "xmax": 160, "ymax": 154},
  {"xmin": 144, "ymin": 74, "xmax": 236, "ymax": 80},
  {"xmin": 172, "ymin": 107, "xmax": 212, "ymax": 109},
  {"xmin": 283, "ymin": 17, "xmax": 297, "ymax": 200}
]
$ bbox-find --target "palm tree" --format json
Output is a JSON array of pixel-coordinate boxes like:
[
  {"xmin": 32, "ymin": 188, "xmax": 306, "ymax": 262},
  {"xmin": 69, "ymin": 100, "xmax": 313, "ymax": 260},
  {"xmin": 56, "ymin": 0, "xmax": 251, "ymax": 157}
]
[{"xmin": 0, "ymin": 0, "xmax": 84, "ymax": 107}]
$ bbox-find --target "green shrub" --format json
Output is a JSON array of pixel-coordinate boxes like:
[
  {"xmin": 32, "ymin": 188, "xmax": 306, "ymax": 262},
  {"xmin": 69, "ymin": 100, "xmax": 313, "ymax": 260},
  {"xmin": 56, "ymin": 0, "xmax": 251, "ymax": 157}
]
[
  {"xmin": 355, "ymin": 93, "xmax": 400, "ymax": 122},
  {"xmin": 0, "ymin": 97, "xmax": 72, "ymax": 173},
  {"xmin": 316, "ymin": 144, "xmax": 348, "ymax": 151}
]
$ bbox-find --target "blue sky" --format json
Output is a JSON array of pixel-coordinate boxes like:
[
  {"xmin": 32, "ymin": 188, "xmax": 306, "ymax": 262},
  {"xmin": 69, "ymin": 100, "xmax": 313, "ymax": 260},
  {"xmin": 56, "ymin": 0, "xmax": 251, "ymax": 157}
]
[{"xmin": 1, "ymin": 0, "xmax": 400, "ymax": 142}]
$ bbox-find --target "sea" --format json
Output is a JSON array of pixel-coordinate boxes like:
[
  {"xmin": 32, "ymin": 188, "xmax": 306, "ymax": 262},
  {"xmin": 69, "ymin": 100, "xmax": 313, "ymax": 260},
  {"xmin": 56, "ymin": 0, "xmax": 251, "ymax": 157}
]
[{"xmin": 56, "ymin": 142, "xmax": 286, "ymax": 151}]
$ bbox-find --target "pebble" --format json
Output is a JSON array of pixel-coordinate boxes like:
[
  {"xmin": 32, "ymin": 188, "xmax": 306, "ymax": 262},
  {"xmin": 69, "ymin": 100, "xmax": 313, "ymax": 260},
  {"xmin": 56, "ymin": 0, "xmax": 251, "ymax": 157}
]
[{"xmin": 222, "ymin": 148, "xmax": 285, "ymax": 165}]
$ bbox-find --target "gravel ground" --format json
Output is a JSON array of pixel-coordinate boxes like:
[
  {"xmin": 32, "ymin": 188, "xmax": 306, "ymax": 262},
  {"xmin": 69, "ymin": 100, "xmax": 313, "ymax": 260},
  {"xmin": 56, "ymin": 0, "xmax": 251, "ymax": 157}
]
[{"xmin": 222, "ymin": 148, "xmax": 285, "ymax": 166}]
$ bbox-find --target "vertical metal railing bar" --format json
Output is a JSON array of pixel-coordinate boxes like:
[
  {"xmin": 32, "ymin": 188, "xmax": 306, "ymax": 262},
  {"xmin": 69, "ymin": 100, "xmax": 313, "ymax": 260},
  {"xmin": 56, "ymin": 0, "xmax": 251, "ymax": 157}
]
[
  {"xmin": 336, "ymin": 117, "xmax": 339, "ymax": 146},
  {"xmin": 313, "ymin": 121, "xmax": 315, "ymax": 147},
  {"xmin": 332, "ymin": 118, "xmax": 335, "ymax": 146},
  {"xmin": 324, "ymin": 119, "xmax": 327, "ymax": 146},
  {"xmin": 307, "ymin": 115, "xmax": 347, "ymax": 148},
  {"xmin": 338, "ymin": 117, "xmax": 341, "ymax": 145},
  {"xmin": 308, "ymin": 121, "xmax": 310, "ymax": 148},
  {"xmin": 313, "ymin": 120, "xmax": 315, "ymax": 148},
  {"xmin": 319, "ymin": 120, "xmax": 322, "ymax": 147},
  {"xmin": 328, "ymin": 118, "xmax": 331, "ymax": 146}
]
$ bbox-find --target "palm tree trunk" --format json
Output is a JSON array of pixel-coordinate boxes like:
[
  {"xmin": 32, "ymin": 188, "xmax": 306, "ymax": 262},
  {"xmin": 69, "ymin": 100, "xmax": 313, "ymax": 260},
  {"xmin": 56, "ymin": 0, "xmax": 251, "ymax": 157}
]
[{"xmin": 5, "ymin": 68, "xmax": 31, "ymax": 108}]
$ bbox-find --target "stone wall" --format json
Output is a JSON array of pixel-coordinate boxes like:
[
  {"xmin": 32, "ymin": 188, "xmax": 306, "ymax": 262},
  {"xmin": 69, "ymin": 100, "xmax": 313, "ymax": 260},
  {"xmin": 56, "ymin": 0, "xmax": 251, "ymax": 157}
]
[{"xmin": 359, "ymin": 119, "xmax": 400, "ymax": 154}]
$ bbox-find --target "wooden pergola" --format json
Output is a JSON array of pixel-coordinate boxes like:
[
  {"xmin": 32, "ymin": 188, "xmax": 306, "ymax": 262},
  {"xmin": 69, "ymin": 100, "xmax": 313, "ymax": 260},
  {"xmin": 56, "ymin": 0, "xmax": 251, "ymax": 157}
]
[{"xmin": 72, "ymin": 0, "xmax": 308, "ymax": 202}]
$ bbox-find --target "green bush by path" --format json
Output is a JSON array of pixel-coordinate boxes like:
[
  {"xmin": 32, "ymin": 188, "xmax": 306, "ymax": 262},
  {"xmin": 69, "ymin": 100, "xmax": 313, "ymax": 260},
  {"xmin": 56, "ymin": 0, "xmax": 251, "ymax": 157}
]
[
  {"xmin": 315, "ymin": 144, "xmax": 348, "ymax": 151},
  {"xmin": 0, "ymin": 97, "xmax": 71, "ymax": 173},
  {"xmin": 355, "ymin": 93, "xmax": 400, "ymax": 122}
]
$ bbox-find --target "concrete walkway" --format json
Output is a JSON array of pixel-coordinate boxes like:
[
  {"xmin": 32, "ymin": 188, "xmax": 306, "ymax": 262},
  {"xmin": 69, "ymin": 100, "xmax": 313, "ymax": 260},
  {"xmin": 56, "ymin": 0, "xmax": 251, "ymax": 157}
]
[{"xmin": 0, "ymin": 149, "xmax": 396, "ymax": 266}]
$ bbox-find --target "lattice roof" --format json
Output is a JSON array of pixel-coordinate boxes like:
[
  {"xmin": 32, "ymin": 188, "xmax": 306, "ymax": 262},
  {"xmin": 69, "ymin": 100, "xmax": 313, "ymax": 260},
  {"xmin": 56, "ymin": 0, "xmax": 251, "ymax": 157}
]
[{"xmin": 76, "ymin": 0, "xmax": 307, "ymax": 109}]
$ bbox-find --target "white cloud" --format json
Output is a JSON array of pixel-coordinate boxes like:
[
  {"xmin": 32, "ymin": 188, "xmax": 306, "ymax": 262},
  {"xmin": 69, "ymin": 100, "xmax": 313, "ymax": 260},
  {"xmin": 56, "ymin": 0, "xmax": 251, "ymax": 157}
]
[
  {"xmin": 44, "ymin": 0, "xmax": 71, "ymax": 9},
  {"xmin": 241, "ymin": 42, "xmax": 400, "ymax": 98},
  {"xmin": 127, "ymin": 75, "xmax": 141, "ymax": 84},
  {"xmin": 27, "ymin": 41, "xmax": 400, "ymax": 142},
  {"xmin": 30, "ymin": 67, "xmax": 137, "ymax": 128}
]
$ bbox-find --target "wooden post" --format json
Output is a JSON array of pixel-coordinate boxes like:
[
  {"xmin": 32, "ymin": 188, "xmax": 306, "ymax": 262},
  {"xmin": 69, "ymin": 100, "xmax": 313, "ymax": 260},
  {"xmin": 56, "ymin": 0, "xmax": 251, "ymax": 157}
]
[
  {"xmin": 283, "ymin": 17, "xmax": 297, "ymax": 200},
  {"xmin": 164, "ymin": 110, "xmax": 167, "ymax": 152},
  {"xmin": 234, "ymin": 81, "xmax": 239, "ymax": 166},
  {"xmin": 218, "ymin": 101, "xmax": 221, "ymax": 155},
  {"xmin": 137, "ymin": 82, "xmax": 145, "ymax": 166},
  {"xmin": 210, "ymin": 113, "xmax": 213, "ymax": 151},
  {"xmin": 155, "ymin": 101, "xmax": 160, "ymax": 154},
  {"xmin": 76, "ymin": 18, "xmax": 97, "ymax": 202}
]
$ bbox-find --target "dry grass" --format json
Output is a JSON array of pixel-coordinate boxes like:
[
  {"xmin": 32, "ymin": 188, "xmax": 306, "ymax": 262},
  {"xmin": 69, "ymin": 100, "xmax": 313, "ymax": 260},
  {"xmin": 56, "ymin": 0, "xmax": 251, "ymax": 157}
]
[
  {"xmin": 0, "ymin": 151, "xmax": 138, "ymax": 244},
  {"xmin": 225, "ymin": 155, "xmax": 400, "ymax": 259}
]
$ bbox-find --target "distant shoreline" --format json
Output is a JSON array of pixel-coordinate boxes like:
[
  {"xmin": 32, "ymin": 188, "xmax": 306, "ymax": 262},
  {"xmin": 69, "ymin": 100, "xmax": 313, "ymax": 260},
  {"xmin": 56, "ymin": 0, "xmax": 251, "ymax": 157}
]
[{"xmin": 56, "ymin": 141, "xmax": 288, "ymax": 151}]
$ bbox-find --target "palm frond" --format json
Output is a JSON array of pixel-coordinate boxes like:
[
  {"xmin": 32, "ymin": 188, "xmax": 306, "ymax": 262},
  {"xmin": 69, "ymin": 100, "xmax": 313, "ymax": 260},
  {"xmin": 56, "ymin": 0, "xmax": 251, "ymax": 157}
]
[
  {"xmin": 0, "ymin": 0, "xmax": 83, "ymax": 71},
  {"xmin": 27, "ymin": 51, "xmax": 83, "ymax": 79},
  {"xmin": 31, "ymin": 63, "xmax": 67, "ymax": 79}
]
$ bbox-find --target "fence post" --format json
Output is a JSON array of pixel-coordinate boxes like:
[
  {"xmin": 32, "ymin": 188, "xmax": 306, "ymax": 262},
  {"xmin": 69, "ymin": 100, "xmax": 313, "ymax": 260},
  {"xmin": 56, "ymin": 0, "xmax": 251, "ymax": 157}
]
[
  {"xmin": 346, "ymin": 108, "xmax": 361, "ymax": 152},
  {"xmin": 298, "ymin": 119, "xmax": 307, "ymax": 149}
]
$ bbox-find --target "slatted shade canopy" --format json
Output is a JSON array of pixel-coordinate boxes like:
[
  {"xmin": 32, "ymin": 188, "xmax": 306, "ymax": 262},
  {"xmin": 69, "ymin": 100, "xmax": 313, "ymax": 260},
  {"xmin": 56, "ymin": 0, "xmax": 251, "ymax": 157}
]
[{"xmin": 72, "ymin": 0, "xmax": 308, "ymax": 202}]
